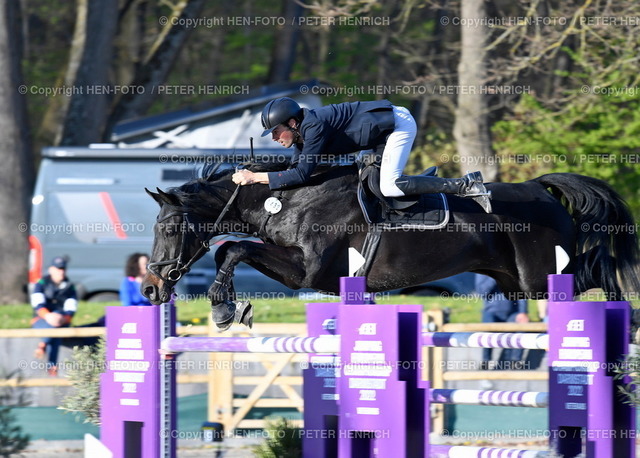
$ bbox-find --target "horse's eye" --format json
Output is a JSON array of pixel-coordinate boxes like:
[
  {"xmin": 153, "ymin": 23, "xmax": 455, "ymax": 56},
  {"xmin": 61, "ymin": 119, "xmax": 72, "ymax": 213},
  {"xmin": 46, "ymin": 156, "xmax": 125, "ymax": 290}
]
[{"xmin": 157, "ymin": 221, "xmax": 178, "ymax": 236}]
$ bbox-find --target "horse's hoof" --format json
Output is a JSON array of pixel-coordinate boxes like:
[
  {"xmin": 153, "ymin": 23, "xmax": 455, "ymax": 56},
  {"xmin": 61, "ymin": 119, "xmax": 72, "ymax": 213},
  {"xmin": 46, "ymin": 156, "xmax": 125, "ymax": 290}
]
[
  {"xmin": 211, "ymin": 300, "xmax": 236, "ymax": 331},
  {"xmin": 211, "ymin": 300, "xmax": 253, "ymax": 331},
  {"xmin": 234, "ymin": 300, "xmax": 253, "ymax": 329},
  {"xmin": 214, "ymin": 317, "xmax": 233, "ymax": 332}
]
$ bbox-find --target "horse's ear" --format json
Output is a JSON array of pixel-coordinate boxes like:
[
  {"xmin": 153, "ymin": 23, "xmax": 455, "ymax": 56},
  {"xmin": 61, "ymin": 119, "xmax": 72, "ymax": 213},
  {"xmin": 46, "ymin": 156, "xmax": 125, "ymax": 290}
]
[
  {"xmin": 156, "ymin": 187, "xmax": 181, "ymax": 206},
  {"xmin": 145, "ymin": 187, "xmax": 179, "ymax": 206},
  {"xmin": 145, "ymin": 187, "xmax": 164, "ymax": 207}
]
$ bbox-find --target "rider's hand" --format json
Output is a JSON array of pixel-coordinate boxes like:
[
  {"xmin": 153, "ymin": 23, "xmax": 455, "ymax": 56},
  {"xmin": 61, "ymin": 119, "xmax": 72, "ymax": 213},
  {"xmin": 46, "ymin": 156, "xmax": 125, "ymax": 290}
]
[
  {"xmin": 232, "ymin": 170, "xmax": 269, "ymax": 186},
  {"xmin": 232, "ymin": 170, "xmax": 255, "ymax": 185},
  {"xmin": 44, "ymin": 312, "xmax": 65, "ymax": 327}
]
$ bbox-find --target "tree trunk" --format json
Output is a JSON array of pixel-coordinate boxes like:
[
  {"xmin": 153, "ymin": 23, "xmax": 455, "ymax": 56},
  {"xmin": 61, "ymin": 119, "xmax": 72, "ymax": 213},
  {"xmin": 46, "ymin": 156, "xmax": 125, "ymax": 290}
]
[
  {"xmin": 112, "ymin": 0, "xmax": 146, "ymax": 89},
  {"xmin": 453, "ymin": 0, "xmax": 499, "ymax": 181},
  {"xmin": 58, "ymin": 0, "xmax": 118, "ymax": 145},
  {"xmin": 0, "ymin": 0, "xmax": 34, "ymax": 303},
  {"xmin": 267, "ymin": 0, "xmax": 303, "ymax": 84},
  {"xmin": 104, "ymin": 0, "xmax": 206, "ymax": 136}
]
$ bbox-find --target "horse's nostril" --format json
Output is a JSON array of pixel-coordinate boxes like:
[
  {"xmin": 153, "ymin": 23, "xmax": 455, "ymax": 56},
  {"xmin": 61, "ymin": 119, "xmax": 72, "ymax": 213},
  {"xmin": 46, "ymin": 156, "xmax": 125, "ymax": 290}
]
[{"xmin": 144, "ymin": 285, "xmax": 157, "ymax": 299}]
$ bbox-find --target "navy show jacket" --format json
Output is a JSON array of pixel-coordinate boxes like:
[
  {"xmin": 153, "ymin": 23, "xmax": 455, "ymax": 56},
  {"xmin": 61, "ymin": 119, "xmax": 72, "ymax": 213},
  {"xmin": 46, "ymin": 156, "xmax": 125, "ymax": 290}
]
[{"xmin": 267, "ymin": 100, "xmax": 395, "ymax": 189}]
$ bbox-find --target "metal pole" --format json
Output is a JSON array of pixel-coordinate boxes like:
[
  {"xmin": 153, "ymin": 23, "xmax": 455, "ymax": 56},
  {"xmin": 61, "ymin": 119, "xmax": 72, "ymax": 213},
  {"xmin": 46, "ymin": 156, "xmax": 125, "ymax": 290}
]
[{"xmin": 159, "ymin": 302, "xmax": 176, "ymax": 458}]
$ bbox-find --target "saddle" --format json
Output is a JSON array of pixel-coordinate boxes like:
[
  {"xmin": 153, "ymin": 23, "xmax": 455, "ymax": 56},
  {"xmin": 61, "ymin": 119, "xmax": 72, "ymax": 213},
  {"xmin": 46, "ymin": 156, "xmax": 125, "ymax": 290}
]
[{"xmin": 356, "ymin": 151, "xmax": 449, "ymax": 230}]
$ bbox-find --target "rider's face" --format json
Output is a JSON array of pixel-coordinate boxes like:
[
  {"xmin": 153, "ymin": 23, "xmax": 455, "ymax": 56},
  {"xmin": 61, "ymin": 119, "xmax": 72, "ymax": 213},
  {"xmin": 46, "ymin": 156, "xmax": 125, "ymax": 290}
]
[{"xmin": 271, "ymin": 123, "xmax": 295, "ymax": 148}]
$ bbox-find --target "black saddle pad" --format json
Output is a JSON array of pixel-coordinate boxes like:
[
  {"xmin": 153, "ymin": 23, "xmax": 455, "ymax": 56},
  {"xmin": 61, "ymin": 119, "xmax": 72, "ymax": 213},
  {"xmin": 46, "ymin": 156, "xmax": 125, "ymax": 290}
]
[{"xmin": 357, "ymin": 162, "xmax": 449, "ymax": 230}]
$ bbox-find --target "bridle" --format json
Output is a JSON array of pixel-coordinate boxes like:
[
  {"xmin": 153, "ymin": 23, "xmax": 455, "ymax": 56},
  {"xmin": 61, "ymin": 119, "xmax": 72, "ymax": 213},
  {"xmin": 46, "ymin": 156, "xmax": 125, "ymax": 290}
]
[{"xmin": 147, "ymin": 184, "xmax": 241, "ymax": 285}]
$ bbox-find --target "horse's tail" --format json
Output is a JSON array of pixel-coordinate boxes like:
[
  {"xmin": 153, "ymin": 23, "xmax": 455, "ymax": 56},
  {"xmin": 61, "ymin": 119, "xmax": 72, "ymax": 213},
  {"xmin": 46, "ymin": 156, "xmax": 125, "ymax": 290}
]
[{"xmin": 533, "ymin": 173, "xmax": 640, "ymax": 300}]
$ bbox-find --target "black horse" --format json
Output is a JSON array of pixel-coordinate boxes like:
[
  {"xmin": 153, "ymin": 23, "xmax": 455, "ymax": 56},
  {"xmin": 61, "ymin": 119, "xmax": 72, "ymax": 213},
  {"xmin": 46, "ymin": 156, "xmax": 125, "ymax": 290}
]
[{"xmin": 142, "ymin": 162, "xmax": 640, "ymax": 330}]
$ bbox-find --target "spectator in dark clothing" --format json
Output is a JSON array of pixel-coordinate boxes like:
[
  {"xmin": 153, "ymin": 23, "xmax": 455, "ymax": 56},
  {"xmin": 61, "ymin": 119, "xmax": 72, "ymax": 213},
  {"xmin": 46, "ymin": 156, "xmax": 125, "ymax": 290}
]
[{"xmin": 31, "ymin": 256, "xmax": 77, "ymax": 376}]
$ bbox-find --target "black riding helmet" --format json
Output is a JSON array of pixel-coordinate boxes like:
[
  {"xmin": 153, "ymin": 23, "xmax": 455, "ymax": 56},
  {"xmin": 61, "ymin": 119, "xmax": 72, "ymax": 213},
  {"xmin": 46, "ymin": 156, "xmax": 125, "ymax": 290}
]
[{"xmin": 260, "ymin": 97, "xmax": 303, "ymax": 137}]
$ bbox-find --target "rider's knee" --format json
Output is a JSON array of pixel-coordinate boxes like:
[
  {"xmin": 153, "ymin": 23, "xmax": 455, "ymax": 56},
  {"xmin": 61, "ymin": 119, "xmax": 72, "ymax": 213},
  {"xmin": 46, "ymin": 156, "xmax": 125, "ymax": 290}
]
[{"xmin": 380, "ymin": 180, "xmax": 404, "ymax": 198}]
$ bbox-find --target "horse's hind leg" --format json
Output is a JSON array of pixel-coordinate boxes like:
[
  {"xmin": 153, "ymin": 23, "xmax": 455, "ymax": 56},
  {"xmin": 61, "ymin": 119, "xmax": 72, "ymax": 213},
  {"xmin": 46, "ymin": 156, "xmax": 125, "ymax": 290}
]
[{"xmin": 209, "ymin": 241, "xmax": 306, "ymax": 330}]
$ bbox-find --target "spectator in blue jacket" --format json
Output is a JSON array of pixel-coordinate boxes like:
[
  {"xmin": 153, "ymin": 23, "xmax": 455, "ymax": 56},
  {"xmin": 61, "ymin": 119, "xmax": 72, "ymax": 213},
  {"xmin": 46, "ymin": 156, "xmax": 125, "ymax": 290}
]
[
  {"xmin": 475, "ymin": 274, "xmax": 529, "ymax": 369},
  {"xmin": 120, "ymin": 253, "xmax": 152, "ymax": 306},
  {"xmin": 231, "ymin": 98, "xmax": 492, "ymax": 213},
  {"xmin": 31, "ymin": 256, "xmax": 77, "ymax": 375}
]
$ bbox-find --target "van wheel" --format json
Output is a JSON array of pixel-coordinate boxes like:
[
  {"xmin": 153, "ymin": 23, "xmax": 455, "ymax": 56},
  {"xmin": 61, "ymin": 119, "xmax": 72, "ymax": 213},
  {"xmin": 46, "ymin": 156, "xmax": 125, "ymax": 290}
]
[{"xmin": 87, "ymin": 292, "xmax": 120, "ymax": 303}]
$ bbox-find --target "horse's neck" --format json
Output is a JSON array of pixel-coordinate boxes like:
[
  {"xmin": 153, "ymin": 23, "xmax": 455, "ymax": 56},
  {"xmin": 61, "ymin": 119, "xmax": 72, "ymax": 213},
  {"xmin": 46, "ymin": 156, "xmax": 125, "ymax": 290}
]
[
  {"xmin": 222, "ymin": 168, "xmax": 360, "ymax": 236},
  {"xmin": 230, "ymin": 185, "xmax": 270, "ymax": 233}
]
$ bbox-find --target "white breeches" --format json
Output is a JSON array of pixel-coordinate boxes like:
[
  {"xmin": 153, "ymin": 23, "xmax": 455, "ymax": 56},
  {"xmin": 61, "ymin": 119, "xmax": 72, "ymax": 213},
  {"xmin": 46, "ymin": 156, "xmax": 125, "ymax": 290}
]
[{"xmin": 379, "ymin": 105, "xmax": 417, "ymax": 197}]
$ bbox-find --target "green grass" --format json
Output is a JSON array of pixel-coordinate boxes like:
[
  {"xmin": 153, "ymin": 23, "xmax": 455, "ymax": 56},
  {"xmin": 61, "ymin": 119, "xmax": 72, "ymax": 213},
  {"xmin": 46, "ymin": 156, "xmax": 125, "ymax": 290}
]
[
  {"xmin": 0, "ymin": 302, "xmax": 111, "ymax": 329},
  {"xmin": 0, "ymin": 295, "xmax": 490, "ymax": 329}
]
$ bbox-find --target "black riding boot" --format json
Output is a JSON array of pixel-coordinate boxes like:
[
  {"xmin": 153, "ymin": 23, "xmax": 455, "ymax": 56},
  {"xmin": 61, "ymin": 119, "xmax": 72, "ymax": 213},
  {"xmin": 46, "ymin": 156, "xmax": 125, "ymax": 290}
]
[{"xmin": 395, "ymin": 171, "xmax": 492, "ymax": 213}]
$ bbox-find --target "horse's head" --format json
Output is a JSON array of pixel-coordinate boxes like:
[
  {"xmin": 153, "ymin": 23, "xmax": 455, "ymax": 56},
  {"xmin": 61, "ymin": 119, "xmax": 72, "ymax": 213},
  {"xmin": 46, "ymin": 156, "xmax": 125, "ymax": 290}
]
[
  {"xmin": 140, "ymin": 161, "xmax": 275, "ymax": 304},
  {"xmin": 141, "ymin": 187, "xmax": 217, "ymax": 304}
]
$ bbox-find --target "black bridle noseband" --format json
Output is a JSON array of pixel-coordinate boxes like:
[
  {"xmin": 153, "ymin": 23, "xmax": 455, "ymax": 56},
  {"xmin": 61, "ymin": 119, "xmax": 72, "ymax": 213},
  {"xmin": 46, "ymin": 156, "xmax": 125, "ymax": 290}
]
[{"xmin": 147, "ymin": 184, "xmax": 241, "ymax": 286}]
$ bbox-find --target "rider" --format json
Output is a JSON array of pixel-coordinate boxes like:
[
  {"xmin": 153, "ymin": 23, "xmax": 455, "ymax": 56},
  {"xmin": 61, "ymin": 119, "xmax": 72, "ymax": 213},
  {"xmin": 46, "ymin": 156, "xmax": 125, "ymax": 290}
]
[{"xmin": 232, "ymin": 97, "xmax": 491, "ymax": 212}]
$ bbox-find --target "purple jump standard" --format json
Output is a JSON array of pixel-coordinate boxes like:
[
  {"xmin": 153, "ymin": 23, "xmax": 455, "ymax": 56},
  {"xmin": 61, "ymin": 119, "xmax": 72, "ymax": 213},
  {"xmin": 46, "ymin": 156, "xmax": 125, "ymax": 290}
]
[
  {"xmin": 303, "ymin": 276, "xmax": 429, "ymax": 457},
  {"xmin": 547, "ymin": 274, "xmax": 635, "ymax": 458},
  {"xmin": 100, "ymin": 303, "xmax": 176, "ymax": 458}
]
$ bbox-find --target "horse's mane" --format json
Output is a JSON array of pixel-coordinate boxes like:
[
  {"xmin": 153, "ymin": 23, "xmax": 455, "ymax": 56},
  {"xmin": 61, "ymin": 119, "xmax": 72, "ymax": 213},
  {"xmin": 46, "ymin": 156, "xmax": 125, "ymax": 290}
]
[
  {"xmin": 165, "ymin": 157, "xmax": 356, "ymax": 207},
  {"xmin": 163, "ymin": 159, "xmax": 292, "ymax": 204},
  {"xmin": 247, "ymin": 161, "xmax": 291, "ymax": 173},
  {"xmin": 163, "ymin": 162, "xmax": 233, "ymax": 205},
  {"xmin": 196, "ymin": 158, "xmax": 350, "ymax": 182},
  {"xmin": 198, "ymin": 159, "xmax": 291, "ymax": 180}
]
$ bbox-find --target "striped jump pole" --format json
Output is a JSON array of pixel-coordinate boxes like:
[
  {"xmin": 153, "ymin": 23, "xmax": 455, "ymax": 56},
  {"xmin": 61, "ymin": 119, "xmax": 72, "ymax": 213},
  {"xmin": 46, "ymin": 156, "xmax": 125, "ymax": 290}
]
[
  {"xmin": 162, "ymin": 331, "xmax": 547, "ymax": 354},
  {"xmin": 430, "ymin": 445, "xmax": 548, "ymax": 457},
  {"xmin": 423, "ymin": 332, "xmax": 548, "ymax": 350},
  {"xmin": 429, "ymin": 389, "xmax": 548, "ymax": 408},
  {"xmin": 161, "ymin": 335, "xmax": 340, "ymax": 354}
]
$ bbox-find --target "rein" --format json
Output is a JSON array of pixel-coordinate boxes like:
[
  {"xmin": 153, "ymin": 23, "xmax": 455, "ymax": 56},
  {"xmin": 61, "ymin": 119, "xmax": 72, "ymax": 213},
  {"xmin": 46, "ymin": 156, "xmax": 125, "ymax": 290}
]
[{"xmin": 147, "ymin": 184, "xmax": 241, "ymax": 285}]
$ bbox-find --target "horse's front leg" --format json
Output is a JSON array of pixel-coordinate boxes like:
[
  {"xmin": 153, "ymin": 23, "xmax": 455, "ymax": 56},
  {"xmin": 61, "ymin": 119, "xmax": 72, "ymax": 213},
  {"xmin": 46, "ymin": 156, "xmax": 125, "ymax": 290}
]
[
  {"xmin": 208, "ymin": 242, "xmax": 248, "ymax": 331},
  {"xmin": 208, "ymin": 241, "xmax": 306, "ymax": 331}
]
